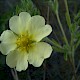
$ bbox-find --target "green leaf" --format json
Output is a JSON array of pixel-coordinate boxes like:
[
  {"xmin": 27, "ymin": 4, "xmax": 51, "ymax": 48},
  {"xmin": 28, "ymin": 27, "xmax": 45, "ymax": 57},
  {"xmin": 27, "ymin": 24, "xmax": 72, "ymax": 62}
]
[
  {"xmin": 75, "ymin": 31, "xmax": 80, "ymax": 39},
  {"xmin": 52, "ymin": 46, "xmax": 64, "ymax": 53},
  {"xmin": 74, "ymin": 39, "xmax": 80, "ymax": 49},
  {"xmin": 52, "ymin": 38, "xmax": 62, "ymax": 48},
  {"xmin": 53, "ymin": 0, "xmax": 58, "ymax": 14},
  {"xmin": 42, "ymin": 37, "xmax": 65, "ymax": 53},
  {"xmin": 65, "ymin": 12, "xmax": 72, "ymax": 30},
  {"xmin": 63, "ymin": 44, "xmax": 71, "ymax": 54},
  {"xmin": 74, "ymin": 10, "xmax": 80, "ymax": 21},
  {"xmin": 70, "ymin": 23, "xmax": 79, "ymax": 33},
  {"xmin": 49, "ymin": 0, "xmax": 58, "ymax": 14},
  {"xmin": 74, "ymin": 10, "xmax": 80, "ymax": 26},
  {"xmin": 64, "ymin": 53, "xmax": 68, "ymax": 61},
  {"xmin": 15, "ymin": 0, "xmax": 40, "ymax": 16},
  {"xmin": 42, "ymin": 37, "xmax": 62, "ymax": 49}
]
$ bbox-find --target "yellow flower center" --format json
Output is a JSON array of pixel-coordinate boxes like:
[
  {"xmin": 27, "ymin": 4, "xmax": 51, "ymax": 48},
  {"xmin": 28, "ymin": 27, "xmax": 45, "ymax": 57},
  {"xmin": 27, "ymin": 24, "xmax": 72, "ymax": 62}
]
[{"xmin": 16, "ymin": 33, "xmax": 35, "ymax": 52}]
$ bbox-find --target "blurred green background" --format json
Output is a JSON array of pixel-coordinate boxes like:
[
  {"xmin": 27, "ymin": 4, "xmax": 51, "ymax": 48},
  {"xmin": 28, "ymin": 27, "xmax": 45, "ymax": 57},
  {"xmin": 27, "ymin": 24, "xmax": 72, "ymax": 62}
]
[{"xmin": 0, "ymin": 0, "xmax": 80, "ymax": 80}]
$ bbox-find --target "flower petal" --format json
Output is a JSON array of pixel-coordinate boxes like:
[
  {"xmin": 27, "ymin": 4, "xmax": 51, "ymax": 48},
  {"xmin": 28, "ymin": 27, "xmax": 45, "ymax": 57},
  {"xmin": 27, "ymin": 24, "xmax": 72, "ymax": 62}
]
[
  {"xmin": 6, "ymin": 50, "xmax": 28, "ymax": 71},
  {"xmin": 6, "ymin": 50, "xmax": 18, "ymax": 68},
  {"xmin": 0, "ymin": 30, "xmax": 17, "ymax": 42},
  {"xmin": 27, "ymin": 15, "xmax": 52, "ymax": 41},
  {"xmin": 0, "ymin": 43, "xmax": 17, "ymax": 55},
  {"xmin": 28, "ymin": 15, "xmax": 45, "ymax": 34},
  {"xmin": 28, "ymin": 52, "xmax": 44, "ymax": 67},
  {"xmin": 34, "ymin": 24, "xmax": 52, "ymax": 41},
  {"xmin": 16, "ymin": 50, "xmax": 28, "ymax": 71},
  {"xmin": 19, "ymin": 12, "xmax": 31, "ymax": 30},
  {"xmin": 9, "ymin": 12, "xmax": 31, "ymax": 34},
  {"xmin": 28, "ymin": 42, "xmax": 52, "ymax": 67},
  {"xmin": 0, "ymin": 30, "xmax": 17, "ymax": 55},
  {"xmin": 28, "ymin": 15, "xmax": 45, "ymax": 29}
]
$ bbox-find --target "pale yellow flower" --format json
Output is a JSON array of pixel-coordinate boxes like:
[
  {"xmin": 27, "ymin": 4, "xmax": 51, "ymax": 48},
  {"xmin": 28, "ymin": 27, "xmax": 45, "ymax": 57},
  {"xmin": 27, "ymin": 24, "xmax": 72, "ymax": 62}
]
[{"xmin": 0, "ymin": 12, "xmax": 52, "ymax": 71}]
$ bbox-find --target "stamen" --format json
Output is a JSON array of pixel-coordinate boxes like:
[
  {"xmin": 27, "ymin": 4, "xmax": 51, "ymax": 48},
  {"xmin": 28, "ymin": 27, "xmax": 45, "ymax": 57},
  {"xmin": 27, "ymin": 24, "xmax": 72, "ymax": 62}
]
[{"xmin": 16, "ymin": 33, "xmax": 35, "ymax": 52}]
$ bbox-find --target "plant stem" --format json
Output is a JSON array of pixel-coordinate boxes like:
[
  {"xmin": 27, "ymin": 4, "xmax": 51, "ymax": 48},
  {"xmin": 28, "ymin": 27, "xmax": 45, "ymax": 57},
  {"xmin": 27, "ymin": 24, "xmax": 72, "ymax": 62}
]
[
  {"xmin": 64, "ymin": 0, "xmax": 71, "ymax": 27},
  {"xmin": 14, "ymin": 68, "xmax": 19, "ymax": 80},
  {"xmin": 43, "ymin": 61, "xmax": 46, "ymax": 80},
  {"xmin": 11, "ymin": 68, "xmax": 19, "ymax": 80},
  {"xmin": 72, "ymin": 60, "xmax": 80, "ymax": 80},
  {"xmin": 43, "ymin": 37, "xmax": 62, "ymax": 49},
  {"xmin": 64, "ymin": 0, "xmax": 77, "ymax": 79},
  {"xmin": 56, "ymin": 13, "xmax": 69, "ymax": 45},
  {"xmin": 71, "ymin": 56, "xmax": 77, "ymax": 80},
  {"xmin": 70, "ymin": 47, "xmax": 77, "ymax": 80}
]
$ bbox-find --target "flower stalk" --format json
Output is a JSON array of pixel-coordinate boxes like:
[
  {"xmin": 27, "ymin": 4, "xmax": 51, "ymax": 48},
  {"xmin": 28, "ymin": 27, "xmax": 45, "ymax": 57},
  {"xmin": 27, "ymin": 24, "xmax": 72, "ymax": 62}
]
[
  {"xmin": 71, "ymin": 47, "xmax": 77, "ymax": 80},
  {"xmin": 11, "ymin": 68, "xmax": 19, "ymax": 80}
]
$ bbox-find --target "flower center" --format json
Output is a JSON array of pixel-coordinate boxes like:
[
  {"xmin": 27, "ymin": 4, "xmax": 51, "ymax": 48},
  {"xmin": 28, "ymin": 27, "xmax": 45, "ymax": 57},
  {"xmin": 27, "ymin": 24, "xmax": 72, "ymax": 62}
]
[{"xmin": 16, "ymin": 33, "xmax": 35, "ymax": 52}]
